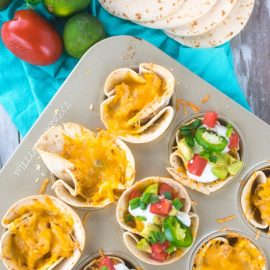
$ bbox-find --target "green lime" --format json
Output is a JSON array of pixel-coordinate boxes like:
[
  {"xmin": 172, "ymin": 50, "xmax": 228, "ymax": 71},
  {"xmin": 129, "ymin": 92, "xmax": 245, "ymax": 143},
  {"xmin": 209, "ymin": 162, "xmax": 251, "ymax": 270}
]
[
  {"xmin": 44, "ymin": 0, "xmax": 90, "ymax": 17},
  {"xmin": 63, "ymin": 13, "xmax": 105, "ymax": 58},
  {"xmin": 0, "ymin": 0, "xmax": 11, "ymax": 10}
]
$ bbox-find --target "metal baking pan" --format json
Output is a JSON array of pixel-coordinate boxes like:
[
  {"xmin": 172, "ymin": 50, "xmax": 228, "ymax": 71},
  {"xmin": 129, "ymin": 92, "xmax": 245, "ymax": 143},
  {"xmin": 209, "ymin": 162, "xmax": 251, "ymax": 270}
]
[{"xmin": 1, "ymin": 35, "xmax": 270, "ymax": 269}]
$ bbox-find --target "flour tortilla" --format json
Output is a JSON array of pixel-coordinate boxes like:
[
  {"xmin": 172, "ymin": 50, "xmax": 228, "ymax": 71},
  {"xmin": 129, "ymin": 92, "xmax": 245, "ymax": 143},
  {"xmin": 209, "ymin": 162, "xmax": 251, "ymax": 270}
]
[
  {"xmin": 166, "ymin": 0, "xmax": 237, "ymax": 37},
  {"xmin": 100, "ymin": 63, "xmax": 175, "ymax": 144},
  {"xmin": 34, "ymin": 123, "xmax": 136, "ymax": 209},
  {"xmin": 116, "ymin": 177, "xmax": 199, "ymax": 265},
  {"xmin": 241, "ymin": 171, "xmax": 269, "ymax": 230},
  {"xmin": 167, "ymin": 119, "xmax": 242, "ymax": 195},
  {"xmin": 166, "ymin": 0, "xmax": 255, "ymax": 48},
  {"xmin": 98, "ymin": 0, "xmax": 183, "ymax": 22},
  {"xmin": 138, "ymin": 0, "xmax": 217, "ymax": 29},
  {"xmin": 0, "ymin": 195, "xmax": 85, "ymax": 270}
]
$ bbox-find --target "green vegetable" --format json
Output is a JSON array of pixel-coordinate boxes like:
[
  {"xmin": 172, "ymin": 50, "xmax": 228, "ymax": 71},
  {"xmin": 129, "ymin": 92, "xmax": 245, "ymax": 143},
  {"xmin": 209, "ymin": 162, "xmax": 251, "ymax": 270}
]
[
  {"xmin": 144, "ymin": 183, "xmax": 158, "ymax": 195},
  {"xmin": 163, "ymin": 216, "xmax": 193, "ymax": 248},
  {"xmin": 180, "ymin": 119, "xmax": 202, "ymax": 137},
  {"xmin": 136, "ymin": 216, "xmax": 146, "ymax": 221},
  {"xmin": 226, "ymin": 123, "xmax": 234, "ymax": 137},
  {"xmin": 169, "ymin": 207, "xmax": 178, "ymax": 216},
  {"xmin": 177, "ymin": 138, "xmax": 194, "ymax": 162},
  {"xmin": 140, "ymin": 200, "xmax": 147, "ymax": 210},
  {"xmin": 199, "ymin": 151, "xmax": 217, "ymax": 164},
  {"xmin": 150, "ymin": 194, "xmax": 159, "ymax": 204},
  {"xmin": 136, "ymin": 239, "xmax": 151, "ymax": 253},
  {"xmin": 44, "ymin": 0, "xmax": 90, "ymax": 17},
  {"xmin": 211, "ymin": 166, "xmax": 228, "ymax": 180},
  {"xmin": 227, "ymin": 160, "xmax": 243, "ymax": 175},
  {"xmin": 148, "ymin": 231, "xmax": 166, "ymax": 244},
  {"xmin": 63, "ymin": 13, "xmax": 105, "ymax": 58},
  {"xmin": 166, "ymin": 244, "xmax": 175, "ymax": 254},
  {"xmin": 141, "ymin": 192, "xmax": 151, "ymax": 205},
  {"xmin": 129, "ymin": 197, "xmax": 140, "ymax": 210},
  {"xmin": 25, "ymin": 0, "xmax": 42, "ymax": 5},
  {"xmin": 172, "ymin": 199, "xmax": 183, "ymax": 211},
  {"xmin": 101, "ymin": 267, "xmax": 108, "ymax": 270},
  {"xmin": 195, "ymin": 128, "xmax": 227, "ymax": 152},
  {"xmin": 141, "ymin": 224, "xmax": 160, "ymax": 239},
  {"xmin": 124, "ymin": 214, "xmax": 135, "ymax": 223},
  {"xmin": 164, "ymin": 192, "xmax": 172, "ymax": 200},
  {"xmin": 185, "ymin": 135, "xmax": 195, "ymax": 148},
  {"xmin": 0, "ymin": 0, "xmax": 11, "ymax": 10}
]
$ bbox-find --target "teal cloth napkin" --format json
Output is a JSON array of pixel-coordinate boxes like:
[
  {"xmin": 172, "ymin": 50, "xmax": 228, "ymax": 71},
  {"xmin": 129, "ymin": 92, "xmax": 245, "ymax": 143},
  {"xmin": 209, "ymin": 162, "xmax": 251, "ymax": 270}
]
[{"xmin": 0, "ymin": 0, "xmax": 250, "ymax": 136}]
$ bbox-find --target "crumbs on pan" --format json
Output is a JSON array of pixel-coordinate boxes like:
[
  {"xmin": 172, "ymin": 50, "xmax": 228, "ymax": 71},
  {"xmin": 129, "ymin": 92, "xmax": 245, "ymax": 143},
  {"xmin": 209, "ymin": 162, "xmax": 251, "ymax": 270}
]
[
  {"xmin": 216, "ymin": 215, "xmax": 236, "ymax": 224},
  {"xmin": 54, "ymin": 109, "xmax": 59, "ymax": 115},
  {"xmin": 35, "ymin": 177, "xmax": 40, "ymax": 183},
  {"xmin": 191, "ymin": 200, "xmax": 198, "ymax": 206},
  {"xmin": 176, "ymin": 98, "xmax": 201, "ymax": 115},
  {"xmin": 200, "ymin": 94, "xmax": 210, "ymax": 104},
  {"xmin": 89, "ymin": 104, "xmax": 94, "ymax": 111},
  {"xmin": 39, "ymin": 178, "xmax": 50, "ymax": 195},
  {"xmin": 219, "ymin": 226, "xmax": 230, "ymax": 232},
  {"xmin": 36, "ymin": 163, "xmax": 41, "ymax": 171}
]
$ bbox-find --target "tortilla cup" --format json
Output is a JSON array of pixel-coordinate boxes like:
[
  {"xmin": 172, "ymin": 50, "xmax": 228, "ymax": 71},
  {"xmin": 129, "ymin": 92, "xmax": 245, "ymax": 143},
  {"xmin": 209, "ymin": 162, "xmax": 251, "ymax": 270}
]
[
  {"xmin": 100, "ymin": 63, "xmax": 175, "ymax": 143},
  {"xmin": 167, "ymin": 116, "xmax": 243, "ymax": 195},
  {"xmin": 116, "ymin": 177, "xmax": 199, "ymax": 265},
  {"xmin": 34, "ymin": 123, "xmax": 135, "ymax": 209},
  {"xmin": 241, "ymin": 170, "xmax": 270, "ymax": 230},
  {"xmin": 0, "ymin": 195, "xmax": 85, "ymax": 270},
  {"xmin": 192, "ymin": 233, "xmax": 266, "ymax": 269}
]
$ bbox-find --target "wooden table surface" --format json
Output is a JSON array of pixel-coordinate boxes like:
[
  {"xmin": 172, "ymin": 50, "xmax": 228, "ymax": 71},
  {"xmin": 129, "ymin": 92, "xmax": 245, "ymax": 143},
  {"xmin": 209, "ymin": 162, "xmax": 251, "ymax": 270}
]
[{"xmin": 0, "ymin": 0, "xmax": 269, "ymax": 169}]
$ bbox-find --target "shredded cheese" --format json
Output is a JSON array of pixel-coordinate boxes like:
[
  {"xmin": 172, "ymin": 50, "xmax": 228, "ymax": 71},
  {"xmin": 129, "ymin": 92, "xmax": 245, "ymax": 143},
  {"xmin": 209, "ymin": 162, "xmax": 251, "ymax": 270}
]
[
  {"xmin": 61, "ymin": 130, "xmax": 130, "ymax": 206},
  {"xmin": 3, "ymin": 197, "xmax": 76, "ymax": 270},
  {"xmin": 194, "ymin": 236, "xmax": 266, "ymax": 269},
  {"xmin": 252, "ymin": 179, "xmax": 270, "ymax": 225},
  {"xmin": 103, "ymin": 72, "xmax": 166, "ymax": 135}
]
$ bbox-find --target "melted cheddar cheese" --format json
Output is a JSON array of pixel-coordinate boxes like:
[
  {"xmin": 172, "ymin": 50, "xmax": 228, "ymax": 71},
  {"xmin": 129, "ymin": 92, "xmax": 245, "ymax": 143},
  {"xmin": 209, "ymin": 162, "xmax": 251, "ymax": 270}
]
[
  {"xmin": 3, "ymin": 197, "xmax": 76, "ymax": 270},
  {"xmin": 104, "ymin": 72, "xmax": 165, "ymax": 135},
  {"xmin": 193, "ymin": 237, "xmax": 265, "ymax": 270},
  {"xmin": 252, "ymin": 179, "xmax": 270, "ymax": 225},
  {"xmin": 61, "ymin": 130, "xmax": 129, "ymax": 205}
]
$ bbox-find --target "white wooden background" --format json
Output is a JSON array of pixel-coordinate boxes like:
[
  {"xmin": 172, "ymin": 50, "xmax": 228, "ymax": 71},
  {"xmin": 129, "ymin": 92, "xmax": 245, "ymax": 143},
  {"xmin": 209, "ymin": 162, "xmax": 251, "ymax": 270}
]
[{"xmin": 0, "ymin": 0, "xmax": 269, "ymax": 169}]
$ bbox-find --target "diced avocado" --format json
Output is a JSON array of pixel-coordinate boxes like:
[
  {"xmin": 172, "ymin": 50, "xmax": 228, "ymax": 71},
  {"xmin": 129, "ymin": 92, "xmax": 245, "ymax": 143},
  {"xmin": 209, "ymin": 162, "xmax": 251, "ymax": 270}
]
[
  {"xmin": 169, "ymin": 207, "xmax": 178, "ymax": 216},
  {"xmin": 144, "ymin": 183, "xmax": 158, "ymax": 195},
  {"xmin": 141, "ymin": 224, "xmax": 160, "ymax": 238},
  {"xmin": 136, "ymin": 239, "xmax": 151, "ymax": 253},
  {"xmin": 225, "ymin": 154, "xmax": 237, "ymax": 164},
  {"xmin": 177, "ymin": 139, "xmax": 194, "ymax": 162},
  {"xmin": 227, "ymin": 160, "xmax": 243, "ymax": 176},
  {"xmin": 153, "ymin": 216, "xmax": 165, "ymax": 225},
  {"xmin": 215, "ymin": 153, "xmax": 227, "ymax": 166},
  {"xmin": 211, "ymin": 166, "xmax": 229, "ymax": 180}
]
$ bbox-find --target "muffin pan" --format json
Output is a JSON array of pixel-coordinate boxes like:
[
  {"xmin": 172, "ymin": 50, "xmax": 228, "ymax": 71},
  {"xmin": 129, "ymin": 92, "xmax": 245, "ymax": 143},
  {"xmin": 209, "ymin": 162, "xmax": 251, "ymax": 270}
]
[{"xmin": 0, "ymin": 36, "xmax": 269, "ymax": 269}]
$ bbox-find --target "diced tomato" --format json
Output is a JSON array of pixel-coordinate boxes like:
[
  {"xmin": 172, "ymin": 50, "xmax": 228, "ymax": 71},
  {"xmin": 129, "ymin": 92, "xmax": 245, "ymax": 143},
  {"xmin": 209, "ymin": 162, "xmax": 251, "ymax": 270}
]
[
  {"xmin": 129, "ymin": 189, "xmax": 142, "ymax": 200},
  {"xmin": 188, "ymin": 154, "xmax": 208, "ymax": 176},
  {"xmin": 159, "ymin": 183, "xmax": 175, "ymax": 198},
  {"xmin": 99, "ymin": 256, "xmax": 116, "ymax": 270},
  {"xmin": 150, "ymin": 199, "xmax": 172, "ymax": 216},
  {"xmin": 203, "ymin": 112, "xmax": 218, "ymax": 128},
  {"xmin": 151, "ymin": 242, "xmax": 169, "ymax": 262},
  {"xmin": 228, "ymin": 133, "xmax": 239, "ymax": 150}
]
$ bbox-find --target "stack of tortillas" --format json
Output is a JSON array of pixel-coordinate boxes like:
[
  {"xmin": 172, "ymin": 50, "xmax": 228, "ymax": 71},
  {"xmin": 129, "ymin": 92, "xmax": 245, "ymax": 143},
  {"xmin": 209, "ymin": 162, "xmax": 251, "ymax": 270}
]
[{"xmin": 99, "ymin": 0, "xmax": 255, "ymax": 48}]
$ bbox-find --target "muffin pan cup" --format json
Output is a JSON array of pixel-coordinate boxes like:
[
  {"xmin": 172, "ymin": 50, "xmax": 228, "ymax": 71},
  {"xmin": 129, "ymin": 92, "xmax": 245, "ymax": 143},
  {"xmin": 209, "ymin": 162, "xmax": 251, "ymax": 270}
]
[{"xmin": 0, "ymin": 36, "xmax": 270, "ymax": 269}]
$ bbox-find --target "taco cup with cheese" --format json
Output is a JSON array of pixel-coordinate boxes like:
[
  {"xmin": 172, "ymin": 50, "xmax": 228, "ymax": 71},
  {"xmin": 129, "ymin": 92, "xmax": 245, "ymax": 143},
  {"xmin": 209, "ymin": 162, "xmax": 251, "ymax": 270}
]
[
  {"xmin": 241, "ymin": 167, "xmax": 270, "ymax": 232},
  {"xmin": 0, "ymin": 195, "xmax": 85, "ymax": 270},
  {"xmin": 100, "ymin": 63, "xmax": 175, "ymax": 143},
  {"xmin": 34, "ymin": 123, "xmax": 135, "ymax": 209},
  {"xmin": 116, "ymin": 177, "xmax": 199, "ymax": 265},
  {"xmin": 192, "ymin": 232, "xmax": 266, "ymax": 270},
  {"xmin": 167, "ymin": 112, "xmax": 244, "ymax": 195}
]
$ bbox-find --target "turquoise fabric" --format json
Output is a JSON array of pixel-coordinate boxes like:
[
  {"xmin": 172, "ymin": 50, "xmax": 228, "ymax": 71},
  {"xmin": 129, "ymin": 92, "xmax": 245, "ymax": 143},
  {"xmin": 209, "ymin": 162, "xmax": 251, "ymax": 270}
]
[{"xmin": 0, "ymin": 0, "xmax": 250, "ymax": 136}]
